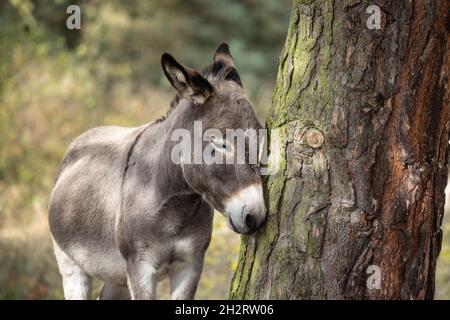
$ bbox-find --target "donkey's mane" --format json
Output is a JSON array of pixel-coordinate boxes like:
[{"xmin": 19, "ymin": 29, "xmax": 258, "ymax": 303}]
[
  {"xmin": 155, "ymin": 59, "xmax": 241, "ymax": 124},
  {"xmin": 154, "ymin": 94, "xmax": 181, "ymax": 123},
  {"xmin": 202, "ymin": 60, "xmax": 242, "ymax": 87}
]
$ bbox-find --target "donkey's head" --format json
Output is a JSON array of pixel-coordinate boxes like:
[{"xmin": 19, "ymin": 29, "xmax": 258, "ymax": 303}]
[{"xmin": 161, "ymin": 43, "xmax": 267, "ymax": 235}]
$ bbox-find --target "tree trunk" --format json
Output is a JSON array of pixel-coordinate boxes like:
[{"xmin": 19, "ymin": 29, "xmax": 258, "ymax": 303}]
[{"xmin": 230, "ymin": 0, "xmax": 449, "ymax": 299}]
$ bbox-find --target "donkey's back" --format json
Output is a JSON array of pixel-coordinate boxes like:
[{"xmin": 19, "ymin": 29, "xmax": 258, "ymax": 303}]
[{"xmin": 49, "ymin": 124, "xmax": 148, "ymax": 286}]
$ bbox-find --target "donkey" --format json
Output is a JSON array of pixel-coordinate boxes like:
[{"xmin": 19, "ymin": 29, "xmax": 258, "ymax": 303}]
[{"xmin": 48, "ymin": 43, "xmax": 267, "ymax": 300}]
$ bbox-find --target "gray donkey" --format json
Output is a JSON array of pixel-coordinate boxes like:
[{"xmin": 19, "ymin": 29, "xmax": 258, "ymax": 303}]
[{"xmin": 48, "ymin": 43, "xmax": 267, "ymax": 300}]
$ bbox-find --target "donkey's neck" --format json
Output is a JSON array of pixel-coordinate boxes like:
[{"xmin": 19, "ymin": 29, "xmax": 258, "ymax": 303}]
[{"xmin": 130, "ymin": 102, "xmax": 195, "ymax": 203}]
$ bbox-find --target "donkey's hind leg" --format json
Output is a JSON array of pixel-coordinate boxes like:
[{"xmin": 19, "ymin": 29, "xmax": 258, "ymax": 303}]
[
  {"xmin": 99, "ymin": 283, "xmax": 131, "ymax": 300},
  {"xmin": 53, "ymin": 242, "xmax": 92, "ymax": 300}
]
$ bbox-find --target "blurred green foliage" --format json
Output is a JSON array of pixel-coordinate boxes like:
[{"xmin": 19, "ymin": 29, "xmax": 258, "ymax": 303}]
[
  {"xmin": 436, "ymin": 189, "xmax": 450, "ymax": 300},
  {"xmin": 0, "ymin": 0, "xmax": 448, "ymax": 300},
  {"xmin": 0, "ymin": 0, "xmax": 290, "ymax": 299}
]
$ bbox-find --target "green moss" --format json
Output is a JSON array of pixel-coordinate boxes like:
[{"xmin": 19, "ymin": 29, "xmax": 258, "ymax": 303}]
[
  {"xmin": 229, "ymin": 236, "xmax": 249, "ymax": 297},
  {"xmin": 295, "ymin": 0, "xmax": 315, "ymax": 4}
]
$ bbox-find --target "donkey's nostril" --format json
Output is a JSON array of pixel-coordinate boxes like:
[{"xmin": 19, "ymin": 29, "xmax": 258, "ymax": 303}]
[{"xmin": 245, "ymin": 213, "xmax": 257, "ymax": 230}]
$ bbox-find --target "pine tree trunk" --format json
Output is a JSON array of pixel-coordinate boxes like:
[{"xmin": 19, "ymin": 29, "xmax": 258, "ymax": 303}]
[{"xmin": 230, "ymin": 0, "xmax": 449, "ymax": 299}]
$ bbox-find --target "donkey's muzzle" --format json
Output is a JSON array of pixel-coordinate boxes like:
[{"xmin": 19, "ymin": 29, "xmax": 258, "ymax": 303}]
[{"xmin": 224, "ymin": 183, "xmax": 267, "ymax": 234}]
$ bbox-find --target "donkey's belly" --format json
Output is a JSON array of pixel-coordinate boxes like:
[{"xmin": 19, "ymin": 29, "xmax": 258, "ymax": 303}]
[
  {"xmin": 50, "ymin": 156, "xmax": 127, "ymax": 284},
  {"xmin": 67, "ymin": 244, "xmax": 128, "ymax": 285}
]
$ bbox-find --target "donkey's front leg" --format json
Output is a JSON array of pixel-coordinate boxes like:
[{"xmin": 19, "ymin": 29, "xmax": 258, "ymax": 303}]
[
  {"xmin": 169, "ymin": 257, "xmax": 204, "ymax": 300},
  {"xmin": 126, "ymin": 258, "xmax": 158, "ymax": 300}
]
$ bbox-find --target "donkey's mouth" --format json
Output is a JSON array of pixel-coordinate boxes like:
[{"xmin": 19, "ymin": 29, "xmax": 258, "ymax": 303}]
[{"xmin": 227, "ymin": 215, "xmax": 240, "ymax": 233}]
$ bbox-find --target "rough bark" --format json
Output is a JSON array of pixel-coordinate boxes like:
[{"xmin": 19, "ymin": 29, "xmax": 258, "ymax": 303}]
[{"xmin": 230, "ymin": 0, "xmax": 449, "ymax": 299}]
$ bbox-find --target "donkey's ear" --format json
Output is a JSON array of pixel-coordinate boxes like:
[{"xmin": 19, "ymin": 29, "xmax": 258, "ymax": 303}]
[
  {"xmin": 161, "ymin": 53, "xmax": 213, "ymax": 104},
  {"xmin": 213, "ymin": 43, "xmax": 235, "ymax": 66}
]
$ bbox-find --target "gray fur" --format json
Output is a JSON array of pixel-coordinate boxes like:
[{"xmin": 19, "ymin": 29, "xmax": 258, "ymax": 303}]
[{"xmin": 48, "ymin": 43, "xmax": 266, "ymax": 300}]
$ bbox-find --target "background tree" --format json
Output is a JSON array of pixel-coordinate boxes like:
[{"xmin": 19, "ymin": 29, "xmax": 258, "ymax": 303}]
[{"xmin": 231, "ymin": 0, "xmax": 449, "ymax": 299}]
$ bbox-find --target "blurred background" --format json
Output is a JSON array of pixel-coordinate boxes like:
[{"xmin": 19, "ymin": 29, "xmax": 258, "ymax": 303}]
[{"xmin": 0, "ymin": 0, "xmax": 448, "ymax": 299}]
